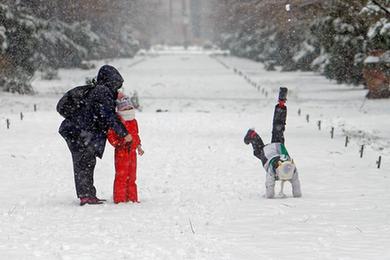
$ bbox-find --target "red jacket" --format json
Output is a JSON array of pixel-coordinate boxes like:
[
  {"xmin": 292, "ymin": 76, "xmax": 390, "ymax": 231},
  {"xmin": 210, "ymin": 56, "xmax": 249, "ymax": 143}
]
[{"xmin": 107, "ymin": 118, "xmax": 141, "ymax": 150}]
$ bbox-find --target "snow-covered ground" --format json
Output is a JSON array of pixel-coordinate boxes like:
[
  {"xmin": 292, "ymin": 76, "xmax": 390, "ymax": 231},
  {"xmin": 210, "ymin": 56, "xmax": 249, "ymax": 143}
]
[{"xmin": 0, "ymin": 48, "xmax": 389, "ymax": 259}]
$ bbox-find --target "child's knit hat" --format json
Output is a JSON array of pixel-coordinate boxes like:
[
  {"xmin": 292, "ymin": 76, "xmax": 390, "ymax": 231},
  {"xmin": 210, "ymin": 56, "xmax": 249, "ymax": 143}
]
[{"xmin": 116, "ymin": 92, "xmax": 133, "ymax": 111}]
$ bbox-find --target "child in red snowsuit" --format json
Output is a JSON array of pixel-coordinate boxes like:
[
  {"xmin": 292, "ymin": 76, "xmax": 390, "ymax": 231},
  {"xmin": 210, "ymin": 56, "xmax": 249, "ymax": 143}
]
[{"xmin": 107, "ymin": 93, "xmax": 144, "ymax": 203}]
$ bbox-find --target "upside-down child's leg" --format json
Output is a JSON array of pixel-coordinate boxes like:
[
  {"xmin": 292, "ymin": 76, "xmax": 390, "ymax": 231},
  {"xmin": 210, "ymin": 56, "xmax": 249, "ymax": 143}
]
[
  {"xmin": 244, "ymin": 129, "xmax": 267, "ymax": 165},
  {"xmin": 271, "ymin": 87, "xmax": 288, "ymax": 144}
]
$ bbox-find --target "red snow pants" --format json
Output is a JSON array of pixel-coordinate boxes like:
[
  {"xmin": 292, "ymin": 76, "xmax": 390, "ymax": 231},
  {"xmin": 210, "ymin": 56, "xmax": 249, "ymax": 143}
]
[
  {"xmin": 107, "ymin": 119, "xmax": 141, "ymax": 204},
  {"xmin": 113, "ymin": 147, "xmax": 138, "ymax": 203}
]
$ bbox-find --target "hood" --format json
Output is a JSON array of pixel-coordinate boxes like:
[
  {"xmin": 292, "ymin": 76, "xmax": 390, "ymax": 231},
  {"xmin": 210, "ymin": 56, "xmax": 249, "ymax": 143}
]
[{"xmin": 97, "ymin": 65, "xmax": 124, "ymax": 91}]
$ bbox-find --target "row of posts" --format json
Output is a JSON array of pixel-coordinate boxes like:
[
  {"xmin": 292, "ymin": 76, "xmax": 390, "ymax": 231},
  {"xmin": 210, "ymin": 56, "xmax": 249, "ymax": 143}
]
[
  {"xmin": 232, "ymin": 67, "xmax": 269, "ymax": 98},
  {"xmin": 299, "ymin": 108, "xmax": 382, "ymax": 169},
  {"xmin": 4, "ymin": 104, "xmax": 37, "ymax": 130},
  {"xmin": 213, "ymin": 55, "xmax": 230, "ymax": 70},
  {"xmin": 213, "ymin": 55, "xmax": 270, "ymax": 97}
]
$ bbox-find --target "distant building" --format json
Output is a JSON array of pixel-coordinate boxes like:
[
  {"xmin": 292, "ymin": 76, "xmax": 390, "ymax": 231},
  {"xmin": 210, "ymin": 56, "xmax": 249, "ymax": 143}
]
[{"xmin": 148, "ymin": 0, "xmax": 215, "ymax": 46}]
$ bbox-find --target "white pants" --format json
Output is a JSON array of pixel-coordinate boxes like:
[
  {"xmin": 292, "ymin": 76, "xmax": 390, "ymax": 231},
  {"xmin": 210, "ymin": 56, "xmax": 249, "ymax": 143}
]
[{"xmin": 265, "ymin": 170, "xmax": 302, "ymax": 198}]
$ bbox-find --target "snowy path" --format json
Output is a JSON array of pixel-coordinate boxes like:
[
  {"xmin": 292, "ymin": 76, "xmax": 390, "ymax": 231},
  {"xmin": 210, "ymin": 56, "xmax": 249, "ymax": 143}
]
[{"xmin": 1, "ymin": 51, "xmax": 390, "ymax": 259}]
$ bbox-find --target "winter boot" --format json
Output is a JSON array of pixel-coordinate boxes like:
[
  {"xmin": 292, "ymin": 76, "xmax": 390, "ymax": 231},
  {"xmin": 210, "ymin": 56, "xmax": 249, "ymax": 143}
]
[
  {"xmin": 244, "ymin": 129, "xmax": 259, "ymax": 145},
  {"xmin": 94, "ymin": 197, "xmax": 107, "ymax": 202},
  {"xmin": 80, "ymin": 197, "xmax": 104, "ymax": 206},
  {"xmin": 278, "ymin": 87, "xmax": 288, "ymax": 101},
  {"xmin": 278, "ymin": 87, "xmax": 288, "ymax": 108},
  {"xmin": 244, "ymin": 129, "xmax": 265, "ymax": 147}
]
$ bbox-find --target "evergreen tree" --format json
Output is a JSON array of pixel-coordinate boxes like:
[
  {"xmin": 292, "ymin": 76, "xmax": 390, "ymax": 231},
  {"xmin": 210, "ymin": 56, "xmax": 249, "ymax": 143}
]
[
  {"xmin": 362, "ymin": 0, "xmax": 390, "ymax": 51},
  {"xmin": 0, "ymin": 1, "xmax": 142, "ymax": 94},
  {"xmin": 312, "ymin": 1, "xmax": 367, "ymax": 85}
]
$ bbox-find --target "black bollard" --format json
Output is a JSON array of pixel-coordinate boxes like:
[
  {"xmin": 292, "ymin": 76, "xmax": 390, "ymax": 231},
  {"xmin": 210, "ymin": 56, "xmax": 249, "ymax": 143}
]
[{"xmin": 377, "ymin": 156, "xmax": 382, "ymax": 169}]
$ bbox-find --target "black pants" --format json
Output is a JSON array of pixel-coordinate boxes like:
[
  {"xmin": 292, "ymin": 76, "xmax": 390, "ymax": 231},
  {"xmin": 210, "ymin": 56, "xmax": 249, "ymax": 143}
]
[
  {"xmin": 271, "ymin": 104, "xmax": 287, "ymax": 144},
  {"xmin": 253, "ymin": 104, "xmax": 287, "ymax": 164},
  {"xmin": 65, "ymin": 138, "xmax": 97, "ymax": 198}
]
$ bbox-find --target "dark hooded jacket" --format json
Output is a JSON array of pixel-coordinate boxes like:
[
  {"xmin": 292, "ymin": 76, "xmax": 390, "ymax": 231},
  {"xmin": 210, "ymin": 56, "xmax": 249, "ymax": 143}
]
[{"xmin": 59, "ymin": 65, "xmax": 128, "ymax": 158}]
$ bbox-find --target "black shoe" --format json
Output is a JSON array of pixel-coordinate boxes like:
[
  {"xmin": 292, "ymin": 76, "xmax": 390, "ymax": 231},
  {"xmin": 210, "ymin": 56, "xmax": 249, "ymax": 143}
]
[
  {"xmin": 278, "ymin": 87, "xmax": 288, "ymax": 101},
  {"xmin": 244, "ymin": 129, "xmax": 260, "ymax": 145}
]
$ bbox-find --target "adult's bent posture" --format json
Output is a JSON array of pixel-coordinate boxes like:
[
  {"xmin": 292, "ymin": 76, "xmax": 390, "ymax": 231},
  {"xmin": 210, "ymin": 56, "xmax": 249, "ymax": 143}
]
[
  {"xmin": 244, "ymin": 87, "xmax": 302, "ymax": 199},
  {"xmin": 58, "ymin": 65, "xmax": 133, "ymax": 206}
]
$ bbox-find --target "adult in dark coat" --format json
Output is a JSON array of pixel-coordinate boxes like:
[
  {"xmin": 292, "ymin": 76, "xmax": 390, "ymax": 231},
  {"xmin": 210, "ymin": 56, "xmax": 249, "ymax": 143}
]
[{"xmin": 59, "ymin": 65, "xmax": 133, "ymax": 205}]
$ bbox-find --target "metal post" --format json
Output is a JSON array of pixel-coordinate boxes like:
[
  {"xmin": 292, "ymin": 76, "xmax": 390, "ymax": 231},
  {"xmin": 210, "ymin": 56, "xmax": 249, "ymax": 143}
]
[
  {"xmin": 377, "ymin": 156, "xmax": 382, "ymax": 169},
  {"xmin": 360, "ymin": 145, "xmax": 364, "ymax": 158}
]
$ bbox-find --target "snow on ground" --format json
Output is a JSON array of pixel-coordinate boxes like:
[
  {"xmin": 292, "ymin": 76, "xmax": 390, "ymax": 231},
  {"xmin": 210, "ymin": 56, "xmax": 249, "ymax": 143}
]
[{"xmin": 0, "ymin": 48, "xmax": 389, "ymax": 259}]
